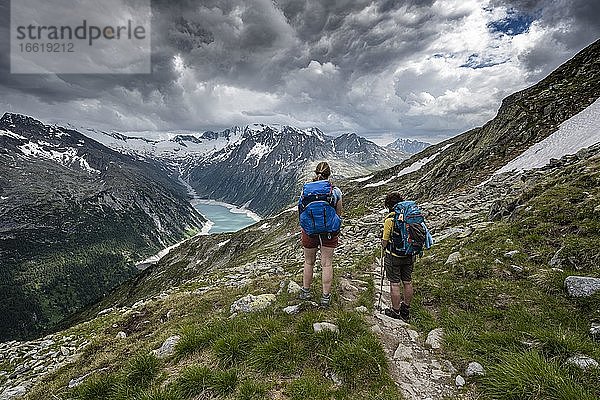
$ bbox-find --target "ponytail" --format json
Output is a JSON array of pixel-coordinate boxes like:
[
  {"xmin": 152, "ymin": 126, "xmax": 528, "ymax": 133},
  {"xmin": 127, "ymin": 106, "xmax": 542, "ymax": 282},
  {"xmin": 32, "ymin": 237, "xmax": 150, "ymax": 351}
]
[{"xmin": 314, "ymin": 161, "xmax": 331, "ymax": 181}]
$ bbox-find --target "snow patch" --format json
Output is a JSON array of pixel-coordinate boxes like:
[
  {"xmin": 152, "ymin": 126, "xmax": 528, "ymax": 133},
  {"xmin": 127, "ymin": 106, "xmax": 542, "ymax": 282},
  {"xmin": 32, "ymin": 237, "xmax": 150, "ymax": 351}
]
[
  {"xmin": 0, "ymin": 129, "xmax": 27, "ymax": 140},
  {"xmin": 18, "ymin": 142, "xmax": 100, "ymax": 174},
  {"xmin": 244, "ymin": 143, "xmax": 272, "ymax": 164},
  {"xmin": 217, "ymin": 239, "xmax": 230, "ymax": 247},
  {"xmin": 495, "ymin": 98, "xmax": 600, "ymax": 174},
  {"xmin": 350, "ymin": 175, "xmax": 373, "ymax": 183},
  {"xmin": 364, "ymin": 143, "xmax": 452, "ymax": 188}
]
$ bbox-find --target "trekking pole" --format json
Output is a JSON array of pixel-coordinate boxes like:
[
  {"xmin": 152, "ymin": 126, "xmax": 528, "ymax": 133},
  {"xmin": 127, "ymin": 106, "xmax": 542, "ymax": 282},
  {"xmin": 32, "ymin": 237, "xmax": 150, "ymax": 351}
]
[{"xmin": 377, "ymin": 247, "xmax": 384, "ymax": 312}]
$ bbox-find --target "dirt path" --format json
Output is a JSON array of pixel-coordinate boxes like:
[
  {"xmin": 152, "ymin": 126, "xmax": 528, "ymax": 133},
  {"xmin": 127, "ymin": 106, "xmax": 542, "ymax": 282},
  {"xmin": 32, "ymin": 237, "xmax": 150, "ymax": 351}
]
[{"xmin": 369, "ymin": 259, "xmax": 463, "ymax": 400}]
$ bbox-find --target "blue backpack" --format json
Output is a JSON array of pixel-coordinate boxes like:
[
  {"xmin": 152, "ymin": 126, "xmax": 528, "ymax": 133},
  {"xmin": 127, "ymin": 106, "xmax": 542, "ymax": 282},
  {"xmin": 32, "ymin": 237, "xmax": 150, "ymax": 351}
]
[
  {"xmin": 389, "ymin": 201, "xmax": 433, "ymax": 256},
  {"xmin": 298, "ymin": 180, "xmax": 341, "ymax": 236}
]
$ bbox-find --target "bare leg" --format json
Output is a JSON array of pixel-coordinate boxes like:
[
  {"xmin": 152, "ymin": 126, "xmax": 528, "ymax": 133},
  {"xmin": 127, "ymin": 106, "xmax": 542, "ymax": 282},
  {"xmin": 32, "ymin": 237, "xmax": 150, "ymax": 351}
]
[
  {"xmin": 320, "ymin": 246, "xmax": 334, "ymax": 295},
  {"xmin": 303, "ymin": 247, "xmax": 318, "ymax": 289},
  {"xmin": 390, "ymin": 282, "xmax": 402, "ymax": 310},
  {"xmin": 402, "ymin": 281, "xmax": 413, "ymax": 305}
]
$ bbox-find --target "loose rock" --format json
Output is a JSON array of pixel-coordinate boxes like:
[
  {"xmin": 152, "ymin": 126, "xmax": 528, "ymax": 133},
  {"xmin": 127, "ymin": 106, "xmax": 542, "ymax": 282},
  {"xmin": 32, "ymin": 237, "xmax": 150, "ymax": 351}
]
[
  {"xmin": 566, "ymin": 355, "xmax": 599, "ymax": 370},
  {"xmin": 153, "ymin": 335, "xmax": 180, "ymax": 359},
  {"xmin": 564, "ymin": 276, "xmax": 600, "ymax": 297},
  {"xmin": 425, "ymin": 328, "xmax": 444, "ymax": 350},
  {"xmin": 230, "ymin": 294, "xmax": 276, "ymax": 313},
  {"xmin": 590, "ymin": 322, "xmax": 600, "ymax": 340},
  {"xmin": 465, "ymin": 361, "xmax": 485, "ymax": 377},
  {"xmin": 287, "ymin": 281, "xmax": 303, "ymax": 295},
  {"xmin": 283, "ymin": 305, "xmax": 300, "ymax": 315},
  {"xmin": 313, "ymin": 322, "xmax": 339, "ymax": 334},
  {"xmin": 445, "ymin": 252, "xmax": 461, "ymax": 265},
  {"xmin": 0, "ymin": 386, "xmax": 27, "ymax": 400}
]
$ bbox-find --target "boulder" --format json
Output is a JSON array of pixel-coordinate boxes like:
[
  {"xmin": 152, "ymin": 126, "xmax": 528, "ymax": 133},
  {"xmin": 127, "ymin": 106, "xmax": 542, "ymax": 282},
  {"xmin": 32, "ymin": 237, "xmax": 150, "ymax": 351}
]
[
  {"xmin": 313, "ymin": 322, "xmax": 339, "ymax": 334},
  {"xmin": 230, "ymin": 294, "xmax": 276, "ymax": 313},
  {"xmin": 564, "ymin": 276, "xmax": 600, "ymax": 297},
  {"xmin": 287, "ymin": 281, "xmax": 303, "ymax": 295},
  {"xmin": 590, "ymin": 322, "xmax": 600, "ymax": 340},
  {"xmin": 455, "ymin": 375, "xmax": 466, "ymax": 388},
  {"xmin": 504, "ymin": 250, "xmax": 519, "ymax": 258},
  {"xmin": 566, "ymin": 355, "xmax": 599, "ymax": 370},
  {"xmin": 0, "ymin": 386, "xmax": 27, "ymax": 400},
  {"xmin": 115, "ymin": 331, "xmax": 127, "ymax": 339},
  {"xmin": 445, "ymin": 252, "xmax": 461, "ymax": 265},
  {"xmin": 465, "ymin": 361, "xmax": 485, "ymax": 377},
  {"xmin": 425, "ymin": 328, "xmax": 444, "ymax": 350},
  {"xmin": 354, "ymin": 306, "xmax": 368, "ymax": 313},
  {"xmin": 152, "ymin": 335, "xmax": 180, "ymax": 359}
]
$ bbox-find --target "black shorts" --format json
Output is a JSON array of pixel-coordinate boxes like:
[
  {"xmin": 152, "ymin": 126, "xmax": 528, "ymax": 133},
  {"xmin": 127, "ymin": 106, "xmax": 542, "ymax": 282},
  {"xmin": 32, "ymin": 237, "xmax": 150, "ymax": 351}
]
[{"xmin": 384, "ymin": 253, "xmax": 414, "ymax": 283}]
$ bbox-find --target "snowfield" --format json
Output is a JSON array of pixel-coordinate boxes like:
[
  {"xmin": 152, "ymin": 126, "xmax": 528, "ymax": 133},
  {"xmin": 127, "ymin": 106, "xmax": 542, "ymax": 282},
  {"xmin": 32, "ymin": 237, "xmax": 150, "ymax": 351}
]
[
  {"xmin": 496, "ymin": 98, "xmax": 600, "ymax": 174},
  {"xmin": 364, "ymin": 143, "xmax": 454, "ymax": 188}
]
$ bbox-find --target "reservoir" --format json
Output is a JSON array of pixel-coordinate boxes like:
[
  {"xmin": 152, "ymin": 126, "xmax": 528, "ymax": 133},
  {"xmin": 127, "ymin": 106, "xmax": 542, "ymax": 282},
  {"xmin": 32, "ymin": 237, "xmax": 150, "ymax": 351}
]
[{"xmin": 193, "ymin": 200, "xmax": 260, "ymax": 234}]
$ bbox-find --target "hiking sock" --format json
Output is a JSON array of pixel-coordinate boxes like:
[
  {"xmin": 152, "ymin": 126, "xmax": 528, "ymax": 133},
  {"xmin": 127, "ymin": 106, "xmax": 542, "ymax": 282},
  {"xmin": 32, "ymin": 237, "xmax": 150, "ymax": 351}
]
[
  {"xmin": 299, "ymin": 287, "xmax": 312, "ymax": 300},
  {"xmin": 320, "ymin": 293, "xmax": 331, "ymax": 306}
]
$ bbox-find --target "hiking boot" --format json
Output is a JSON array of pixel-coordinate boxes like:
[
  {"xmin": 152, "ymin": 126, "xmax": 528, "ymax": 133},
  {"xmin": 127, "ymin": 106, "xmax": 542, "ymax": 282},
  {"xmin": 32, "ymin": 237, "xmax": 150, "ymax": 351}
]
[
  {"xmin": 384, "ymin": 308, "xmax": 402, "ymax": 319},
  {"xmin": 400, "ymin": 302, "xmax": 410, "ymax": 321},
  {"xmin": 299, "ymin": 287, "xmax": 312, "ymax": 300},
  {"xmin": 320, "ymin": 293, "xmax": 331, "ymax": 307}
]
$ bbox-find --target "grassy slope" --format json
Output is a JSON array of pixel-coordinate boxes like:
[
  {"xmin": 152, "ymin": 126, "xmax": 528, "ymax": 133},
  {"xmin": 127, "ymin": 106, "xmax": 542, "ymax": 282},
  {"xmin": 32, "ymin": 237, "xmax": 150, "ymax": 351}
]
[
  {"xmin": 24, "ymin": 213, "xmax": 400, "ymax": 399},
  {"xmin": 408, "ymin": 155, "xmax": 600, "ymax": 399}
]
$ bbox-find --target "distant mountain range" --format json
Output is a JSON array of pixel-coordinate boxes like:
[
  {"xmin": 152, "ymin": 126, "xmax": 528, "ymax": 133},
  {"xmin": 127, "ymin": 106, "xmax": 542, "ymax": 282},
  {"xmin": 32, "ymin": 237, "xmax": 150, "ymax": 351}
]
[
  {"xmin": 0, "ymin": 113, "xmax": 205, "ymax": 340},
  {"xmin": 78, "ymin": 124, "xmax": 412, "ymax": 215},
  {"xmin": 386, "ymin": 138, "xmax": 431, "ymax": 154}
]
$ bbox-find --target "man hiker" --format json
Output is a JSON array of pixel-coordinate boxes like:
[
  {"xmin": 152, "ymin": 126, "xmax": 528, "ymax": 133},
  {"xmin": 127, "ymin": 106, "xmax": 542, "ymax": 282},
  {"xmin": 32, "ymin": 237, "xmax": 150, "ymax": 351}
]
[{"xmin": 380, "ymin": 191, "xmax": 431, "ymax": 321}]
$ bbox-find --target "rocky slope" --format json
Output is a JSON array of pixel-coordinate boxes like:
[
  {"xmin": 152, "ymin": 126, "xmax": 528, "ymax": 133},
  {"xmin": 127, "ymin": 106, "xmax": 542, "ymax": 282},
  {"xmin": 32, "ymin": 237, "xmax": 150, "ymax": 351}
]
[
  {"xmin": 0, "ymin": 113, "xmax": 206, "ymax": 341},
  {"xmin": 351, "ymin": 39, "xmax": 600, "ymax": 201}
]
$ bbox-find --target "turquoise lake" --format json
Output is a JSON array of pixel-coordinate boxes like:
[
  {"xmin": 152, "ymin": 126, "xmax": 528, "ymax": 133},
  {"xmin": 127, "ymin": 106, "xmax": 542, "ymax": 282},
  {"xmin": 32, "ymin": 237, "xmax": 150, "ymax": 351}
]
[{"xmin": 193, "ymin": 202, "xmax": 259, "ymax": 234}]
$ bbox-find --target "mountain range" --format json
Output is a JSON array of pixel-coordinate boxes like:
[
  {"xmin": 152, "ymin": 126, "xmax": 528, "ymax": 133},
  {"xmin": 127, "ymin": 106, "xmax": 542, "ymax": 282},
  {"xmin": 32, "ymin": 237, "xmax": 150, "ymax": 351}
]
[{"xmin": 78, "ymin": 124, "xmax": 411, "ymax": 215}]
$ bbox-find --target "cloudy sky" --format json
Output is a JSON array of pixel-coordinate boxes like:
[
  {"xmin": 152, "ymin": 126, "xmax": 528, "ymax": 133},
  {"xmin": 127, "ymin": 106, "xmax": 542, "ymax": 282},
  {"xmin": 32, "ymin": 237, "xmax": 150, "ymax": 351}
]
[{"xmin": 0, "ymin": 0, "xmax": 598, "ymax": 144}]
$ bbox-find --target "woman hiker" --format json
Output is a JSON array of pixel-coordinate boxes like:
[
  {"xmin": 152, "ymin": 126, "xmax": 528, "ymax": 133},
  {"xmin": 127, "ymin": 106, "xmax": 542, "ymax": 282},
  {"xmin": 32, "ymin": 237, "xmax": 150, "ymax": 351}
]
[{"xmin": 297, "ymin": 161, "xmax": 343, "ymax": 306}]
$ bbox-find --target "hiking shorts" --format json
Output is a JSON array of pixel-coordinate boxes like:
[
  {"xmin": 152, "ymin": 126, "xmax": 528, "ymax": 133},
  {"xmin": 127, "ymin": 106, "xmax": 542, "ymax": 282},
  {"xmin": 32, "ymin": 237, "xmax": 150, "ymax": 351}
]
[
  {"xmin": 301, "ymin": 229, "xmax": 339, "ymax": 249},
  {"xmin": 384, "ymin": 253, "xmax": 415, "ymax": 283}
]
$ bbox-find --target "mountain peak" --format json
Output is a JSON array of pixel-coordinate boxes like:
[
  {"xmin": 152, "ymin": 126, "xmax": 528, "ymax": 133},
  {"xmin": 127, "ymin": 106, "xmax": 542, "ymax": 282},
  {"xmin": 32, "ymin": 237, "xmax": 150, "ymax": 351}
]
[{"xmin": 387, "ymin": 138, "xmax": 431, "ymax": 155}]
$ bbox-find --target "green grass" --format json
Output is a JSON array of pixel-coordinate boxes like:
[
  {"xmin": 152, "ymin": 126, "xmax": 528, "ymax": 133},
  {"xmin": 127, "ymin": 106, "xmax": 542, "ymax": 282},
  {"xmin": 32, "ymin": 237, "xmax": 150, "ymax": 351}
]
[
  {"xmin": 481, "ymin": 351, "xmax": 597, "ymax": 400},
  {"xmin": 125, "ymin": 353, "xmax": 161, "ymax": 388},
  {"xmin": 408, "ymin": 159, "xmax": 600, "ymax": 398}
]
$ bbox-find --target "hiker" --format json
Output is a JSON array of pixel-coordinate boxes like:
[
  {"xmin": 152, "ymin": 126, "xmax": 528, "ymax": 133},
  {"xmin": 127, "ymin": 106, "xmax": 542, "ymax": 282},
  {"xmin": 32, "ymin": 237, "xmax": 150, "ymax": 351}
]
[
  {"xmin": 297, "ymin": 161, "xmax": 343, "ymax": 306},
  {"xmin": 380, "ymin": 192, "xmax": 432, "ymax": 321}
]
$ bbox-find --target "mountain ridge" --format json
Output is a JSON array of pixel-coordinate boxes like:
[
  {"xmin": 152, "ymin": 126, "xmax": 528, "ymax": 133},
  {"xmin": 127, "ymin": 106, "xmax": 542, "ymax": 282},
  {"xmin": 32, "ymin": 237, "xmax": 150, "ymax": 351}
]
[{"xmin": 0, "ymin": 113, "xmax": 207, "ymax": 341}]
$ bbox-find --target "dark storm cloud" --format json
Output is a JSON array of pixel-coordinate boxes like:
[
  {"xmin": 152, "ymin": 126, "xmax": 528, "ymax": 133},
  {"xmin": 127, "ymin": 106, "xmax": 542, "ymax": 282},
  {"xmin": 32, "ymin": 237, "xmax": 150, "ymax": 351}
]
[{"xmin": 0, "ymin": 0, "xmax": 598, "ymax": 139}]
